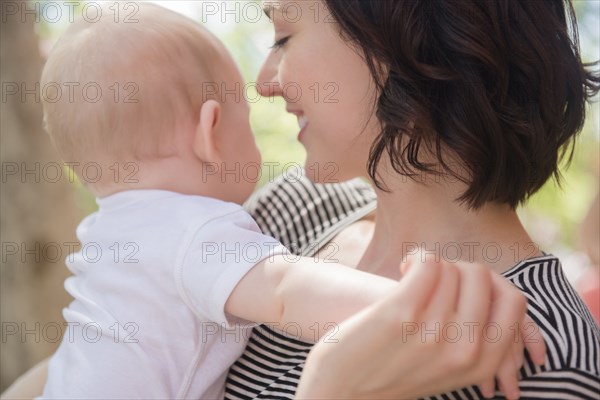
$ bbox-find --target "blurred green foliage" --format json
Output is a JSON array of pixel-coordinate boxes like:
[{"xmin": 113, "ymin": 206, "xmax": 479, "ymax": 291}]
[
  {"xmin": 521, "ymin": 0, "xmax": 600, "ymax": 249},
  {"xmin": 213, "ymin": 1, "xmax": 307, "ymax": 184}
]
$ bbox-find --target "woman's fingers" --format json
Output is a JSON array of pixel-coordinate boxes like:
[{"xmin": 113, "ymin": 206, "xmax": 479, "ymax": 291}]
[
  {"xmin": 481, "ymin": 337, "xmax": 524, "ymax": 399},
  {"xmin": 521, "ymin": 314, "xmax": 547, "ymax": 365},
  {"xmin": 494, "ymin": 328, "xmax": 524, "ymax": 400},
  {"xmin": 393, "ymin": 258, "xmax": 442, "ymax": 319},
  {"xmin": 451, "ymin": 263, "xmax": 492, "ymax": 372},
  {"xmin": 425, "ymin": 261, "xmax": 460, "ymax": 320},
  {"xmin": 477, "ymin": 379, "xmax": 496, "ymax": 398},
  {"xmin": 471, "ymin": 273, "xmax": 545, "ymax": 399},
  {"xmin": 456, "ymin": 263, "xmax": 492, "ymax": 327},
  {"xmin": 299, "ymin": 260, "xmax": 538, "ymax": 400},
  {"xmin": 480, "ymin": 273, "xmax": 528, "ymax": 398},
  {"xmin": 500, "ymin": 306, "xmax": 526, "ymax": 399}
]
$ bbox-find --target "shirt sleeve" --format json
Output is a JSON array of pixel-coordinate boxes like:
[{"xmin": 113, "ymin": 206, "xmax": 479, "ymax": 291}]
[{"xmin": 175, "ymin": 209, "xmax": 287, "ymax": 328}]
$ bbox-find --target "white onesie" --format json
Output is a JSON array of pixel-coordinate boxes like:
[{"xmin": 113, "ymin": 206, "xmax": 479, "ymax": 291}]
[{"xmin": 42, "ymin": 189, "xmax": 286, "ymax": 399}]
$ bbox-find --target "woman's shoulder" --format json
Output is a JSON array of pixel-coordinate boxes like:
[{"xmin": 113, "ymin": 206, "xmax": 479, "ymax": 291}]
[
  {"xmin": 242, "ymin": 167, "xmax": 376, "ymax": 254},
  {"xmin": 502, "ymin": 254, "xmax": 600, "ymax": 377},
  {"xmin": 425, "ymin": 256, "xmax": 600, "ymax": 400},
  {"xmin": 244, "ymin": 166, "xmax": 376, "ymax": 212}
]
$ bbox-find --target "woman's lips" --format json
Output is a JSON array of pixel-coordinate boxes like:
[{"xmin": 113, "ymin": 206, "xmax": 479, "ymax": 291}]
[
  {"xmin": 298, "ymin": 115, "xmax": 308, "ymax": 130},
  {"xmin": 297, "ymin": 115, "xmax": 308, "ymax": 141},
  {"xmin": 287, "ymin": 108, "xmax": 308, "ymax": 141}
]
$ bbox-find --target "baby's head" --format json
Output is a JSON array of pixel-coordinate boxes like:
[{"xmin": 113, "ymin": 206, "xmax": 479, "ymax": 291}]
[{"xmin": 41, "ymin": 2, "xmax": 260, "ymax": 203}]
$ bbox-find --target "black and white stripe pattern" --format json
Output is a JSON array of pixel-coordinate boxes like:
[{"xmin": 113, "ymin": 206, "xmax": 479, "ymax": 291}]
[
  {"xmin": 425, "ymin": 255, "xmax": 600, "ymax": 400},
  {"xmin": 224, "ymin": 170, "xmax": 600, "ymax": 399}
]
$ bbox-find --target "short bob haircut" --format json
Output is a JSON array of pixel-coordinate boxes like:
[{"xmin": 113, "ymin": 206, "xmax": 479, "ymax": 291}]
[{"xmin": 325, "ymin": 0, "xmax": 599, "ymax": 209}]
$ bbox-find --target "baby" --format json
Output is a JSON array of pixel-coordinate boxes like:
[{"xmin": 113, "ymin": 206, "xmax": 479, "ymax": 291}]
[{"xmin": 39, "ymin": 3, "xmax": 394, "ymax": 399}]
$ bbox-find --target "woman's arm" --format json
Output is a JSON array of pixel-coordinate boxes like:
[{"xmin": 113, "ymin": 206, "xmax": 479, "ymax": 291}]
[{"xmin": 1, "ymin": 357, "xmax": 48, "ymax": 400}]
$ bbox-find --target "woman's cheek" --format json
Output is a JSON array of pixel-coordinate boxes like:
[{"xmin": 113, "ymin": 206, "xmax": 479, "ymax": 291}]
[{"xmin": 282, "ymin": 54, "xmax": 324, "ymax": 99}]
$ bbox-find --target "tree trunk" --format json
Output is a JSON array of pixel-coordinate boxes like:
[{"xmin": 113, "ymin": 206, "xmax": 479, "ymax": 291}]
[{"xmin": 1, "ymin": 0, "xmax": 82, "ymax": 391}]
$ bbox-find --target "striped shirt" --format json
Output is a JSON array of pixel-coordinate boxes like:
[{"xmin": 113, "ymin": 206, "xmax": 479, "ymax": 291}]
[{"xmin": 224, "ymin": 169, "xmax": 600, "ymax": 399}]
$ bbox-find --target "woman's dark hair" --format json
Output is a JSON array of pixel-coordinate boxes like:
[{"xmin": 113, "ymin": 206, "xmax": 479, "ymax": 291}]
[{"xmin": 324, "ymin": 0, "xmax": 599, "ymax": 208}]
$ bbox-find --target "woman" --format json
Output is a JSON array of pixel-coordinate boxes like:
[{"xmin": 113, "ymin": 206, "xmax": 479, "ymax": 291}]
[
  {"xmin": 4, "ymin": 0, "xmax": 597, "ymax": 398},
  {"xmin": 224, "ymin": 0, "xmax": 599, "ymax": 398},
  {"xmin": 2, "ymin": 173, "xmax": 538, "ymax": 400}
]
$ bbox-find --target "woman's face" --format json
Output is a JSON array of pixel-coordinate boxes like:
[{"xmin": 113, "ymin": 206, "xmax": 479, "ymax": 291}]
[{"xmin": 257, "ymin": 0, "xmax": 380, "ymax": 182}]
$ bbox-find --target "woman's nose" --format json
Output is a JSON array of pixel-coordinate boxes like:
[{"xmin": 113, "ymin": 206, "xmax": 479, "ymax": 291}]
[{"xmin": 256, "ymin": 50, "xmax": 284, "ymax": 98}]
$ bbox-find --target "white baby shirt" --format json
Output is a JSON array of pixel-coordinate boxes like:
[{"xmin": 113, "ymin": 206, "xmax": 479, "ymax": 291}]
[{"xmin": 42, "ymin": 190, "xmax": 286, "ymax": 399}]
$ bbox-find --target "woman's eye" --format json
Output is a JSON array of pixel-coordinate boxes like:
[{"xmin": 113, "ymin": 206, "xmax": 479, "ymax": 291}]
[{"xmin": 270, "ymin": 36, "xmax": 290, "ymax": 50}]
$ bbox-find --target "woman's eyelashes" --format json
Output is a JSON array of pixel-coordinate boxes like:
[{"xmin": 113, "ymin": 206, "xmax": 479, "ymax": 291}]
[{"xmin": 270, "ymin": 36, "xmax": 290, "ymax": 50}]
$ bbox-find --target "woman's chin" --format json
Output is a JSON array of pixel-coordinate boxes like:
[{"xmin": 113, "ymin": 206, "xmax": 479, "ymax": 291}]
[{"xmin": 303, "ymin": 159, "xmax": 357, "ymax": 184}]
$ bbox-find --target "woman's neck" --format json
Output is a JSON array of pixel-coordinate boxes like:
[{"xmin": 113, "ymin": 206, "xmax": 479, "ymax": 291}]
[{"xmin": 358, "ymin": 175, "xmax": 539, "ymax": 279}]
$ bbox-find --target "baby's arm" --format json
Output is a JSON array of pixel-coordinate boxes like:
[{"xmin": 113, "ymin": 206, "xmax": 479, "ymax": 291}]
[{"xmin": 225, "ymin": 254, "xmax": 397, "ymax": 341}]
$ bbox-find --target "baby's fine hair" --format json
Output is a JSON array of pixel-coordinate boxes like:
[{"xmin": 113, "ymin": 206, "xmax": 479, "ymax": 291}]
[{"xmin": 41, "ymin": 2, "xmax": 225, "ymax": 166}]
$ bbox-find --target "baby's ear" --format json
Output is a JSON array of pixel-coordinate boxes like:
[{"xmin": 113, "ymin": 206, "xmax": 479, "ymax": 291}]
[{"xmin": 193, "ymin": 99, "xmax": 221, "ymax": 162}]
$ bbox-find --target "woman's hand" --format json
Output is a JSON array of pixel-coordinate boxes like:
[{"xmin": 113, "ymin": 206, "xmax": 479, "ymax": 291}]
[
  {"xmin": 296, "ymin": 259, "xmax": 546, "ymax": 399},
  {"xmin": 477, "ymin": 305, "xmax": 545, "ymax": 398}
]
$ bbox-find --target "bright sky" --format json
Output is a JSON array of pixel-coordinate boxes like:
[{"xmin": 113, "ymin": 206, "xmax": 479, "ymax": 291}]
[{"xmin": 147, "ymin": 0, "xmax": 267, "ymax": 35}]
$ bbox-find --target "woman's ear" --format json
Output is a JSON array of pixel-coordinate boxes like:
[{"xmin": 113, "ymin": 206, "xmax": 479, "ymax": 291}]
[{"xmin": 193, "ymin": 99, "xmax": 221, "ymax": 162}]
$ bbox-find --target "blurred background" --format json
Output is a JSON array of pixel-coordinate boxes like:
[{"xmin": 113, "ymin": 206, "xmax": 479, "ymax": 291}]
[{"xmin": 1, "ymin": 0, "xmax": 598, "ymax": 393}]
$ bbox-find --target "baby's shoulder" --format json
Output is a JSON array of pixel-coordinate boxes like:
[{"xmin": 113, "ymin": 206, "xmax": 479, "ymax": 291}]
[{"xmin": 153, "ymin": 193, "xmax": 246, "ymax": 226}]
